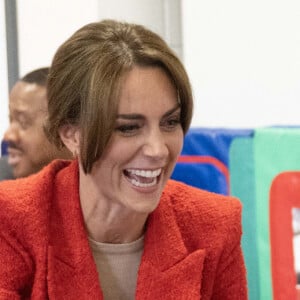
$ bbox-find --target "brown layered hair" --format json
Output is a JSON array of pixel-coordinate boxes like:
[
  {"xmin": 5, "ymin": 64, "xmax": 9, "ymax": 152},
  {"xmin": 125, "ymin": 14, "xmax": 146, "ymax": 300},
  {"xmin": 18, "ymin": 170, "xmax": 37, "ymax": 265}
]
[{"xmin": 45, "ymin": 19, "xmax": 193, "ymax": 173}]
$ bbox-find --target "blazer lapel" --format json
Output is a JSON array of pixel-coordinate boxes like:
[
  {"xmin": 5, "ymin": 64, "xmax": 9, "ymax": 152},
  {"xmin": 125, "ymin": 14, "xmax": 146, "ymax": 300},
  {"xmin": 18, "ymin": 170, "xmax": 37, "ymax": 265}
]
[
  {"xmin": 46, "ymin": 160, "xmax": 102, "ymax": 299},
  {"xmin": 136, "ymin": 192, "xmax": 206, "ymax": 299}
]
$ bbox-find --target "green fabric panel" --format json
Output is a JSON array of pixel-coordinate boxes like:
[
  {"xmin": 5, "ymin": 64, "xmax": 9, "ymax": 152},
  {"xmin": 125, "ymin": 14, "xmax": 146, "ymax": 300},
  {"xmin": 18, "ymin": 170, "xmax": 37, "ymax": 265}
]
[
  {"xmin": 229, "ymin": 137, "xmax": 259, "ymax": 300},
  {"xmin": 254, "ymin": 127, "xmax": 300, "ymax": 300}
]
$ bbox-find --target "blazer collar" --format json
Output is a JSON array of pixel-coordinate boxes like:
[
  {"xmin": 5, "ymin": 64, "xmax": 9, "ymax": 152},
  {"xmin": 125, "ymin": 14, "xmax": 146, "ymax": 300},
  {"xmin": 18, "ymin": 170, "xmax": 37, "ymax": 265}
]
[{"xmin": 47, "ymin": 160, "xmax": 205, "ymax": 299}]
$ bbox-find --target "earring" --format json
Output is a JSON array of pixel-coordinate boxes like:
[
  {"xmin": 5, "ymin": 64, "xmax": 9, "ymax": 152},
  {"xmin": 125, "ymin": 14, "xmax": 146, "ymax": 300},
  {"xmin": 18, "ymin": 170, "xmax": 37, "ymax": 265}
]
[{"xmin": 73, "ymin": 149, "xmax": 78, "ymax": 158}]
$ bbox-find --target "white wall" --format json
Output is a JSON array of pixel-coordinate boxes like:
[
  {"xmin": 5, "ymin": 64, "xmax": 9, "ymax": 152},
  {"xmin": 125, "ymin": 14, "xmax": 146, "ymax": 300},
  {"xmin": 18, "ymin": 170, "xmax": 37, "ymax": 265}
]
[
  {"xmin": 17, "ymin": 0, "xmax": 100, "ymax": 77},
  {"xmin": 182, "ymin": 0, "xmax": 300, "ymax": 128}
]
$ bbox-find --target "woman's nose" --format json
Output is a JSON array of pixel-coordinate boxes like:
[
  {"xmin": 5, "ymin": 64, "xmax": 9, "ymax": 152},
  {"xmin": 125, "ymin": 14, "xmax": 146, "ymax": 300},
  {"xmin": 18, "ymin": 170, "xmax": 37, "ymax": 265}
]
[{"xmin": 142, "ymin": 131, "xmax": 168, "ymax": 160}]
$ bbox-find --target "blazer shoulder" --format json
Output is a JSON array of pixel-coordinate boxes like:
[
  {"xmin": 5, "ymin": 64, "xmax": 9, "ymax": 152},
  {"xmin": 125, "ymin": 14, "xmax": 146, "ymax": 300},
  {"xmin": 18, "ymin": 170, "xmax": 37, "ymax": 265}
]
[
  {"xmin": 165, "ymin": 179, "xmax": 242, "ymax": 217},
  {"xmin": 0, "ymin": 160, "xmax": 71, "ymax": 236},
  {"xmin": 163, "ymin": 180, "xmax": 243, "ymax": 239}
]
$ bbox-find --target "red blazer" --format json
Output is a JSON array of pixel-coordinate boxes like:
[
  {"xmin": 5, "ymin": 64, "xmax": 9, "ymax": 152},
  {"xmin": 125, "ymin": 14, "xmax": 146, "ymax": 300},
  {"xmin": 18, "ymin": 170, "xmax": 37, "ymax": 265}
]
[{"xmin": 0, "ymin": 160, "xmax": 247, "ymax": 299}]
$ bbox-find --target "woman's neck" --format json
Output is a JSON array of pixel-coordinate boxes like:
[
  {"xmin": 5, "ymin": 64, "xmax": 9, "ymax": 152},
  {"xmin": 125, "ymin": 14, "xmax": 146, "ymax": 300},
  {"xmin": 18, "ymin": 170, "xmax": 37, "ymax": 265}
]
[
  {"xmin": 79, "ymin": 171, "xmax": 148, "ymax": 244},
  {"xmin": 83, "ymin": 203, "xmax": 147, "ymax": 244}
]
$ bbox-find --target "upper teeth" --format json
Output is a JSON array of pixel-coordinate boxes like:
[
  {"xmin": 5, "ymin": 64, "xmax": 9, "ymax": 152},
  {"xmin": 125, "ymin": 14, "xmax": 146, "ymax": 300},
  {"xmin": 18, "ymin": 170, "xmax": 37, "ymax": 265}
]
[{"xmin": 127, "ymin": 168, "xmax": 162, "ymax": 178}]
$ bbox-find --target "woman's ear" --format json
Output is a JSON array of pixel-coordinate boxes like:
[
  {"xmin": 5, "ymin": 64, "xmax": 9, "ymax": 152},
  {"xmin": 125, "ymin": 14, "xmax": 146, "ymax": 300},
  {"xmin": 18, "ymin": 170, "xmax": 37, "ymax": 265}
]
[{"xmin": 58, "ymin": 125, "xmax": 80, "ymax": 157}]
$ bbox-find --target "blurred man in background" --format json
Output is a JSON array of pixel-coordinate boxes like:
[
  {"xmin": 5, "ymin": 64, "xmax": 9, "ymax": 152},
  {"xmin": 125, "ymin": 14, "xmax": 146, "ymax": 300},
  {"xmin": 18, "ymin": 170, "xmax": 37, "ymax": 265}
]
[{"xmin": 1, "ymin": 67, "xmax": 71, "ymax": 180}]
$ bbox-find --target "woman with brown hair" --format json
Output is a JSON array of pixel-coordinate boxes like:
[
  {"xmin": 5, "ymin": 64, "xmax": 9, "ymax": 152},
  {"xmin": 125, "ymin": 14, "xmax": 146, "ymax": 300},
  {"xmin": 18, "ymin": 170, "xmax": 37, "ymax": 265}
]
[{"xmin": 0, "ymin": 20, "xmax": 247, "ymax": 299}]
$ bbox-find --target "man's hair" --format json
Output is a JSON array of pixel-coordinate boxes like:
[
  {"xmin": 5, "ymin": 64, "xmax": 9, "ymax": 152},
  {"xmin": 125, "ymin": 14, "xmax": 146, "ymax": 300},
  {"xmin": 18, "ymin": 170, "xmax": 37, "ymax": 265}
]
[{"xmin": 21, "ymin": 67, "xmax": 49, "ymax": 86}]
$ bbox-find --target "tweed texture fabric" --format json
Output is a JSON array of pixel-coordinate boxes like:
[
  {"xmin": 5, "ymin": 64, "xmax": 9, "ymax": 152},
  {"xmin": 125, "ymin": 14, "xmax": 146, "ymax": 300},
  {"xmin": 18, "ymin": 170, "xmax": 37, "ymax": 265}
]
[{"xmin": 0, "ymin": 159, "xmax": 247, "ymax": 299}]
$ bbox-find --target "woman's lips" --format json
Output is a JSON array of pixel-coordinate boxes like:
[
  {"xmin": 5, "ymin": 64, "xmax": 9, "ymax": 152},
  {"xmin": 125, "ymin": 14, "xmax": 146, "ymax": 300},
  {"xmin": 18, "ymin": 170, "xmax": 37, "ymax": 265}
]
[{"xmin": 124, "ymin": 168, "xmax": 162, "ymax": 188}]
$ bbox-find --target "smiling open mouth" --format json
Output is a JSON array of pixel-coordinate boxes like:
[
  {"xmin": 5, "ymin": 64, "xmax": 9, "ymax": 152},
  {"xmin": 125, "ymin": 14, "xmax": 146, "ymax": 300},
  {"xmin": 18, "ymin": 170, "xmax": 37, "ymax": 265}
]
[{"xmin": 124, "ymin": 168, "xmax": 162, "ymax": 188}]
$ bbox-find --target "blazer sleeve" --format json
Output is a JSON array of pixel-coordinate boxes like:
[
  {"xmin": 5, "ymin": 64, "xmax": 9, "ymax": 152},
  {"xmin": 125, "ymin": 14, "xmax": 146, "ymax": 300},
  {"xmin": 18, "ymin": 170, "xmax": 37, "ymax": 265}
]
[{"xmin": 211, "ymin": 201, "xmax": 248, "ymax": 300}]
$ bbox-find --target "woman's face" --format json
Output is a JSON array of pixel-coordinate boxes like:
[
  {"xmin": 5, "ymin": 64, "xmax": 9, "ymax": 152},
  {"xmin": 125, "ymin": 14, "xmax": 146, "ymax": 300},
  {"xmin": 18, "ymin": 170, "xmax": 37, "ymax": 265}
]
[{"xmin": 87, "ymin": 66, "xmax": 183, "ymax": 214}]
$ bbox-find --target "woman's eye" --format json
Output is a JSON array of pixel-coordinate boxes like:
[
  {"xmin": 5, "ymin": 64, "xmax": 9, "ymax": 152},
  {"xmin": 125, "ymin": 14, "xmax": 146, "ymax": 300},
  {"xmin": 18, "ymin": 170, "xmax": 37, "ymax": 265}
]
[
  {"xmin": 115, "ymin": 124, "xmax": 140, "ymax": 136},
  {"xmin": 168, "ymin": 119, "xmax": 181, "ymax": 126},
  {"xmin": 161, "ymin": 117, "xmax": 181, "ymax": 130}
]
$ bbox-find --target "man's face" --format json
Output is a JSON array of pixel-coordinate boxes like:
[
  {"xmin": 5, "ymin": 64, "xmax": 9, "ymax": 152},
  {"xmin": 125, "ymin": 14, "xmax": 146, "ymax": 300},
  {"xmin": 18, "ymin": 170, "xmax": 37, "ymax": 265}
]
[{"xmin": 3, "ymin": 81, "xmax": 60, "ymax": 178}]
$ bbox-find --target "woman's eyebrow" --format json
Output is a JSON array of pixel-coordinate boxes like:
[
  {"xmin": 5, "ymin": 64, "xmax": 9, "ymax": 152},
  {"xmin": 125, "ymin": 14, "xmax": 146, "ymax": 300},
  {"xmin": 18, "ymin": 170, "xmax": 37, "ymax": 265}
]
[
  {"xmin": 117, "ymin": 114, "xmax": 144, "ymax": 120},
  {"xmin": 117, "ymin": 104, "xmax": 181, "ymax": 120},
  {"xmin": 162, "ymin": 104, "xmax": 181, "ymax": 118}
]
